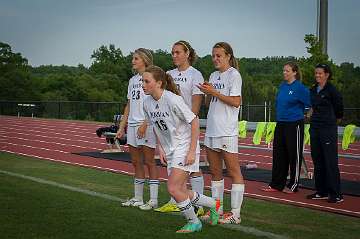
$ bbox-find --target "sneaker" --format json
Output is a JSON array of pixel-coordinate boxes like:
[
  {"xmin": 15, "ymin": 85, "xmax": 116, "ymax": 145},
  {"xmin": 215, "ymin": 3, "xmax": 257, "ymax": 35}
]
[
  {"xmin": 121, "ymin": 198, "xmax": 144, "ymax": 207},
  {"xmin": 219, "ymin": 212, "xmax": 241, "ymax": 224},
  {"xmin": 176, "ymin": 221, "xmax": 202, "ymax": 233},
  {"xmin": 282, "ymin": 188, "xmax": 296, "ymax": 194},
  {"xmin": 209, "ymin": 199, "xmax": 221, "ymax": 225},
  {"xmin": 154, "ymin": 202, "xmax": 180, "ymax": 212},
  {"xmin": 139, "ymin": 200, "xmax": 158, "ymax": 210},
  {"xmin": 194, "ymin": 206, "xmax": 205, "ymax": 217},
  {"xmin": 306, "ymin": 193, "xmax": 328, "ymax": 200},
  {"xmin": 328, "ymin": 195, "xmax": 344, "ymax": 203}
]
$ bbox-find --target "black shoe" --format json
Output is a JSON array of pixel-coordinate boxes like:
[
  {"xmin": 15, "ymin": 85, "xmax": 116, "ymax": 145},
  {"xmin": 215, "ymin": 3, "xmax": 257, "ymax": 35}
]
[
  {"xmin": 328, "ymin": 195, "xmax": 344, "ymax": 203},
  {"xmin": 306, "ymin": 193, "xmax": 328, "ymax": 200}
]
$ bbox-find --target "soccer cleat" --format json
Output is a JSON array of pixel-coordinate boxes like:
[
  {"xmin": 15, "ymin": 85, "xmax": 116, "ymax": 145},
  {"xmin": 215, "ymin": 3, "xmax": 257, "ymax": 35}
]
[
  {"xmin": 139, "ymin": 200, "xmax": 158, "ymax": 210},
  {"xmin": 121, "ymin": 198, "xmax": 144, "ymax": 207},
  {"xmin": 154, "ymin": 202, "xmax": 180, "ymax": 212},
  {"xmin": 219, "ymin": 212, "xmax": 241, "ymax": 224},
  {"xmin": 209, "ymin": 199, "xmax": 221, "ymax": 225},
  {"xmin": 328, "ymin": 195, "xmax": 344, "ymax": 203},
  {"xmin": 175, "ymin": 221, "xmax": 202, "ymax": 233},
  {"xmin": 306, "ymin": 193, "xmax": 328, "ymax": 200}
]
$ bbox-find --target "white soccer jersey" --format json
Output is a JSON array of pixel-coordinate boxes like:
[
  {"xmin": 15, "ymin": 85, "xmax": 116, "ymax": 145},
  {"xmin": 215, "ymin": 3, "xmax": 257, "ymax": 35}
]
[
  {"xmin": 127, "ymin": 74, "xmax": 148, "ymax": 126},
  {"xmin": 205, "ymin": 67, "xmax": 242, "ymax": 137},
  {"xmin": 143, "ymin": 90, "xmax": 199, "ymax": 157},
  {"xmin": 167, "ymin": 66, "xmax": 204, "ymax": 108}
]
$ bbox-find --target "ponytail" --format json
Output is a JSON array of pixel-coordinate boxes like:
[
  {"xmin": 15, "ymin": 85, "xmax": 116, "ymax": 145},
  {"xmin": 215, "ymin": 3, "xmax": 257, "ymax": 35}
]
[
  {"xmin": 229, "ymin": 55, "xmax": 239, "ymax": 70},
  {"xmin": 165, "ymin": 73, "xmax": 181, "ymax": 95},
  {"xmin": 144, "ymin": 65, "xmax": 181, "ymax": 96}
]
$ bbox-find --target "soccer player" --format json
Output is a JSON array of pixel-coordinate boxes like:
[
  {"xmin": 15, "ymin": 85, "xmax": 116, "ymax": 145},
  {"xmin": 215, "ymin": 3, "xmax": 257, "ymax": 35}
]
[
  {"xmin": 155, "ymin": 40, "xmax": 205, "ymax": 216},
  {"xmin": 197, "ymin": 42, "xmax": 245, "ymax": 224},
  {"xmin": 142, "ymin": 65, "xmax": 220, "ymax": 233},
  {"xmin": 116, "ymin": 48, "xmax": 159, "ymax": 210}
]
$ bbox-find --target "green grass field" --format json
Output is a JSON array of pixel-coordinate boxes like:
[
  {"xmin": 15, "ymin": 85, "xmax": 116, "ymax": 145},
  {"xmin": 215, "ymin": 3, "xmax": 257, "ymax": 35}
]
[{"xmin": 0, "ymin": 152, "xmax": 359, "ymax": 239}]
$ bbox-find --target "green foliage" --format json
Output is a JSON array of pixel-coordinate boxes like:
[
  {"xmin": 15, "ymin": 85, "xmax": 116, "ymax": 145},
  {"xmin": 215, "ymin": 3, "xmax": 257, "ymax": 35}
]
[{"xmin": 0, "ymin": 40, "xmax": 359, "ymax": 113}]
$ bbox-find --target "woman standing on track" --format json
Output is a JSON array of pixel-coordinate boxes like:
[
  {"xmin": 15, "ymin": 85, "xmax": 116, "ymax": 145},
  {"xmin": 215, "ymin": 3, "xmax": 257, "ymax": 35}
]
[
  {"xmin": 307, "ymin": 63, "xmax": 344, "ymax": 203},
  {"xmin": 197, "ymin": 42, "xmax": 244, "ymax": 224},
  {"xmin": 116, "ymin": 48, "xmax": 159, "ymax": 210},
  {"xmin": 262, "ymin": 62, "xmax": 310, "ymax": 194},
  {"xmin": 142, "ymin": 65, "xmax": 220, "ymax": 233},
  {"xmin": 155, "ymin": 40, "xmax": 205, "ymax": 216}
]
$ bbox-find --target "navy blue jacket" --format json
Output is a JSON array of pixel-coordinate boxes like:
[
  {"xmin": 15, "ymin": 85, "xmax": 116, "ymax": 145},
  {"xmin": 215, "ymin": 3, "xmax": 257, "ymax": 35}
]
[
  {"xmin": 310, "ymin": 82, "xmax": 343, "ymax": 128},
  {"xmin": 276, "ymin": 80, "xmax": 311, "ymax": 122}
]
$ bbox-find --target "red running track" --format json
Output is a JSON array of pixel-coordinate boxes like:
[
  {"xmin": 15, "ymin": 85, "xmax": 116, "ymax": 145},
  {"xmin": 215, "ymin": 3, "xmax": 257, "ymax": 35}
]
[{"xmin": 0, "ymin": 116, "xmax": 359, "ymax": 217}]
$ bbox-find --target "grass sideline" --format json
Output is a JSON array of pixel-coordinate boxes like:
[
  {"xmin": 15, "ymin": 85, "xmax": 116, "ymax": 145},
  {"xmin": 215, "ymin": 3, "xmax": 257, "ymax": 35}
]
[{"xmin": 0, "ymin": 152, "xmax": 359, "ymax": 239}]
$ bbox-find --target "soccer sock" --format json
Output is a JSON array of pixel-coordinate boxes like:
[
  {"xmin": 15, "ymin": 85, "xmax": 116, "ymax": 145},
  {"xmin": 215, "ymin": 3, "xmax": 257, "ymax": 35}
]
[
  {"xmin": 168, "ymin": 197, "xmax": 176, "ymax": 204},
  {"xmin": 177, "ymin": 198, "xmax": 199, "ymax": 224},
  {"xmin": 134, "ymin": 178, "xmax": 145, "ymax": 201},
  {"xmin": 190, "ymin": 175, "xmax": 204, "ymax": 194},
  {"xmin": 190, "ymin": 191, "xmax": 215, "ymax": 208},
  {"xmin": 231, "ymin": 184, "xmax": 245, "ymax": 218},
  {"xmin": 149, "ymin": 179, "xmax": 159, "ymax": 204},
  {"xmin": 211, "ymin": 179, "xmax": 224, "ymax": 214}
]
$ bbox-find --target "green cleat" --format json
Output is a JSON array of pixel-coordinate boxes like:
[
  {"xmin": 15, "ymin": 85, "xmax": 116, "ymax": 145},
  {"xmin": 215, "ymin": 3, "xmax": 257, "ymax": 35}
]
[
  {"xmin": 176, "ymin": 222, "xmax": 202, "ymax": 233},
  {"xmin": 154, "ymin": 202, "xmax": 180, "ymax": 212}
]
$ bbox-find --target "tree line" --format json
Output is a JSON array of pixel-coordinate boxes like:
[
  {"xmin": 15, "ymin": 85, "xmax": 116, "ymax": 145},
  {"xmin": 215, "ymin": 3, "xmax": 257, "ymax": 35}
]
[{"xmin": 1, "ymin": 35, "xmax": 360, "ymax": 109}]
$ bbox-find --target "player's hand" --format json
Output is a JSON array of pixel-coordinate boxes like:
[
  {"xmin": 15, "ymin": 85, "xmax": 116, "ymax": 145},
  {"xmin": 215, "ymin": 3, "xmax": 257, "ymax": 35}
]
[
  {"xmin": 185, "ymin": 151, "xmax": 196, "ymax": 166},
  {"xmin": 137, "ymin": 123, "xmax": 147, "ymax": 139},
  {"xmin": 116, "ymin": 129, "xmax": 124, "ymax": 139},
  {"xmin": 158, "ymin": 146, "xmax": 167, "ymax": 166},
  {"xmin": 197, "ymin": 82, "xmax": 216, "ymax": 95}
]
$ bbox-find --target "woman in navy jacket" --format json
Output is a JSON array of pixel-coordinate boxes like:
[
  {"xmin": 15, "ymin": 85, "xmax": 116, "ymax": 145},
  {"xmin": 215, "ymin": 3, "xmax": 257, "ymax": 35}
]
[{"xmin": 307, "ymin": 64, "xmax": 344, "ymax": 203}]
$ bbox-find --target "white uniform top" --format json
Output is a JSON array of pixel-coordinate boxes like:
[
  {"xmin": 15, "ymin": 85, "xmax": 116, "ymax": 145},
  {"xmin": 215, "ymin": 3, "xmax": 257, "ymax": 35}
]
[
  {"xmin": 167, "ymin": 66, "xmax": 204, "ymax": 108},
  {"xmin": 143, "ymin": 90, "xmax": 198, "ymax": 157},
  {"xmin": 205, "ymin": 67, "xmax": 242, "ymax": 137},
  {"xmin": 127, "ymin": 74, "xmax": 148, "ymax": 126}
]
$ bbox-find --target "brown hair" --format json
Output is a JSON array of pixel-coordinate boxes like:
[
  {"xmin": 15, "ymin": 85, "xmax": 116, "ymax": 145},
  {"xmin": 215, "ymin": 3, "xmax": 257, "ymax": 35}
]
[
  {"xmin": 213, "ymin": 42, "xmax": 239, "ymax": 70},
  {"xmin": 173, "ymin": 40, "xmax": 198, "ymax": 66},
  {"xmin": 134, "ymin": 48, "xmax": 153, "ymax": 67},
  {"xmin": 285, "ymin": 62, "xmax": 302, "ymax": 81},
  {"xmin": 145, "ymin": 65, "xmax": 181, "ymax": 95}
]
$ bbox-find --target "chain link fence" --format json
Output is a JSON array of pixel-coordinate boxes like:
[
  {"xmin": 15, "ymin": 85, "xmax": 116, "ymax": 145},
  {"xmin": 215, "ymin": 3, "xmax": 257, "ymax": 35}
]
[{"xmin": 1, "ymin": 100, "xmax": 359, "ymax": 125}]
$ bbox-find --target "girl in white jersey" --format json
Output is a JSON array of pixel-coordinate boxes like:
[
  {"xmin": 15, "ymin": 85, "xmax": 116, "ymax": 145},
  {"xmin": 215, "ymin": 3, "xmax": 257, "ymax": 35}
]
[
  {"xmin": 155, "ymin": 40, "xmax": 205, "ymax": 215},
  {"xmin": 116, "ymin": 48, "xmax": 159, "ymax": 210},
  {"xmin": 198, "ymin": 42, "xmax": 245, "ymax": 224},
  {"xmin": 142, "ymin": 66, "xmax": 220, "ymax": 233}
]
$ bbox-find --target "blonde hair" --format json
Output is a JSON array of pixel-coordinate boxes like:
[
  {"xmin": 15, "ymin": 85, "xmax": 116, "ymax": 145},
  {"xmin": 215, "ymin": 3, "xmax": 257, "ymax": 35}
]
[
  {"xmin": 145, "ymin": 65, "xmax": 181, "ymax": 95},
  {"xmin": 173, "ymin": 40, "xmax": 198, "ymax": 66},
  {"xmin": 213, "ymin": 42, "xmax": 239, "ymax": 70},
  {"xmin": 134, "ymin": 48, "xmax": 153, "ymax": 67}
]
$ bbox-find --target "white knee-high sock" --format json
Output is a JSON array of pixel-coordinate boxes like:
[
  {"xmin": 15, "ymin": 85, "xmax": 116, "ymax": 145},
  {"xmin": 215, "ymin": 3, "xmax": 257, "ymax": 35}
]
[
  {"xmin": 149, "ymin": 179, "xmax": 159, "ymax": 203},
  {"xmin": 134, "ymin": 178, "xmax": 145, "ymax": 201},
  {"xmin": 190, "ymin": 175, "xmax": 204, "ymax": 194},
  {"xmin": 231, "ymin": 184, "xmax": 245, "ymax": 218},
  {"xmin": 191, "ymin": 191, "xmax": 215, "ymax": 208},
  {"xmin": 177, "ymin": 198, "xmax": 199, "ymax": 224},
  {"xmin": 211, "ymin": 179, "xmax": 224, "ymax": 214}
]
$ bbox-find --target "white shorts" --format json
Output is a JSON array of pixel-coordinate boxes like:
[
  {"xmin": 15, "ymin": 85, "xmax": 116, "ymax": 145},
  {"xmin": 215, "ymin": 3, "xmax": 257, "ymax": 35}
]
[
  {"xmin": 127, "ymin": 125, "xmax": 156, "ymax": 148},
  {"xmin": 204, "ymin": 136, "xmax": 238, "ymax": 153},
  {"xmin": 166, "ymin": 143, "xmax": 200, "ymax": 174}
]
